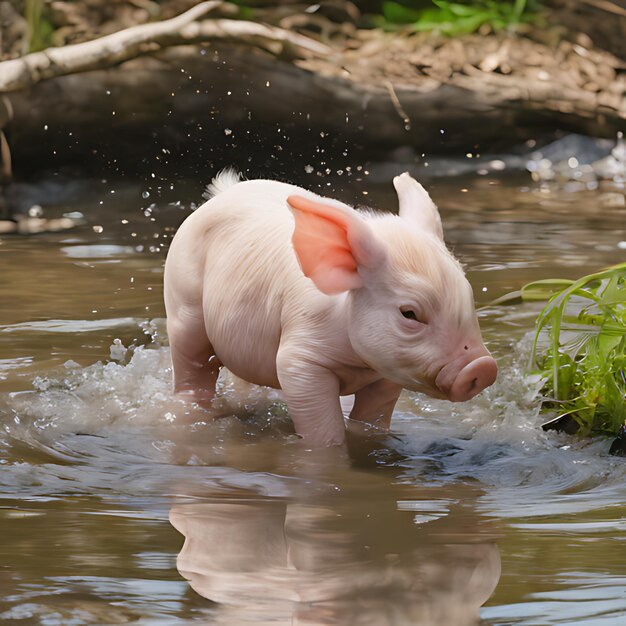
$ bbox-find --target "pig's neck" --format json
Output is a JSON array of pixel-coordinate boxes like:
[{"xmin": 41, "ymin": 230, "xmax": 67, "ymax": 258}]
[
  {"xmin": 328, "ymin": 295, "xmax": 384, "ymax": 395},
  {"xmin": 319, "ymin": 293, "xmax": 373, "ymax": 371}
]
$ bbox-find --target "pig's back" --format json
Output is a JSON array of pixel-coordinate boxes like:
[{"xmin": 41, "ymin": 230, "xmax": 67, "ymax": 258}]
[{"xmin": 165, "ymin": 178, "xmax": 316, "ymax": 388}]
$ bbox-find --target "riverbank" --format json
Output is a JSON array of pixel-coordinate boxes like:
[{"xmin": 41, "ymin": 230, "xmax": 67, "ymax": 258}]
[{"xmin": 0, "ymin": 1, "xmax": 623, "ymax": 177}]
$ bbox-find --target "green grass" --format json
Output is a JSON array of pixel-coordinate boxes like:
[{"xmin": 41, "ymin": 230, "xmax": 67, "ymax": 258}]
[
  {"xmin": 522, "ymin": 263, "xmax": 626, "ymax": 437},
  {"xmin": 378, "ymin": 0, "xmax": 540, "ymax": 35}
]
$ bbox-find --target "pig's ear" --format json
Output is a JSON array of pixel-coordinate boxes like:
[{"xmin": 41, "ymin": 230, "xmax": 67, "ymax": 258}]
[
  {"xmin": 287, "ymin": 194, "xmax": 386, "ymax": 295},
  {"xmin": 393, "ymin": 172, "xmax": 444, "ymax": 240}
]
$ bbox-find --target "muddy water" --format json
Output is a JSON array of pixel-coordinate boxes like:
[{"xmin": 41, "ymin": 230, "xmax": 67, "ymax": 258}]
[{"xmin": 1, "ymin": 172, "xmax": 625, "ymax": 625}]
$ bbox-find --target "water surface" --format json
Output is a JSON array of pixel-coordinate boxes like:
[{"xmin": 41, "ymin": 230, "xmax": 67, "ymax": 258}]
[{"xmin": 1, "ymin": 171, "xmax": 625, "ymax": 625}]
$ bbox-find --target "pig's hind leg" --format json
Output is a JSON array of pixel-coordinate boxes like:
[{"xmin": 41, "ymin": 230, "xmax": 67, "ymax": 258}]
[{"xmin": 167, "ymin": 309, "xmax": 221, "ymax": 405}]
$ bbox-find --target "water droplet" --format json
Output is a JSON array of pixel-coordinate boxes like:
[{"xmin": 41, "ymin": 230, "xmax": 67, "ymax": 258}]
[
  {"xmin": 489, "ymin": 159, "xmax": 506, "ymax": 171},
  {"xmin": 142, "ymin": 191, "xmax": 150, "ymax": 199},
  {"xmin": 304, "ymin": 165, "xmax": 314, "ymax": 174},
  {"xmin": 93, "ymin": 225, "xmax": 104, "ymax": 233},
  {"xmin": 224, "ymin": 129, "xmax": 232, "ymax": 136}
]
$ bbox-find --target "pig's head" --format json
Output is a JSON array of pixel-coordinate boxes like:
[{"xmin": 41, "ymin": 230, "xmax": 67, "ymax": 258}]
[{"xmin": 287, "ymin": 173, "xmax": 497, "ymax": 402}]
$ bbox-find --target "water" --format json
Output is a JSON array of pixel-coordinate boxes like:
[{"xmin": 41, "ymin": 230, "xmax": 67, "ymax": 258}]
[{"xmin": 0, "ymin": 171, "xmax": 625, "ymax": 625}]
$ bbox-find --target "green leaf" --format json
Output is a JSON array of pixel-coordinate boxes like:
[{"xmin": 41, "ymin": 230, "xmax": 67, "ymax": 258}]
[
  {"xmin": 379, "ymin": 0, "xmax": 541, "ymax": 35},
  {"xmin": 382, "ymin": 1, "xmax": 422, "ymax": 24},
  {"xmin": 520, "ymin": 279, "xmax": 574, "ymax": 302},
  {"xmin": 434, "ymin": 1, "xmax": 479, "ymax": 17}
]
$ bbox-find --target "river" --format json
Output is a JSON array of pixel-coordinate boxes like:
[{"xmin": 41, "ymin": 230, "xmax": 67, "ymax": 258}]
[{"xmin": 0, "ymin": 166, "xmax": 625, "ymax": 624}]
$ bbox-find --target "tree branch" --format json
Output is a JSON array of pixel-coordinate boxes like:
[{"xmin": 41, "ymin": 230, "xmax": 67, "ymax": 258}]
[{"xmin": 0, "ymin": 0, "xmax": 332, "ymax": 94}]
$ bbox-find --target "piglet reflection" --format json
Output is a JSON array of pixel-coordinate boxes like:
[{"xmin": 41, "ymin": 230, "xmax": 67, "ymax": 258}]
[{"xmin": 170, "ymin": 497, "xmax": 500, "ymax": 625}]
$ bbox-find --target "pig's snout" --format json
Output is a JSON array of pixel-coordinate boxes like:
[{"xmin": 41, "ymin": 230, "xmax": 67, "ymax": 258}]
[
  {"xmin": 447, "ymin": 356, "xmax": 498, "ymax": 402},
  {"xmin": 435, "ymin": 351, "xmax": 498, "ymax": 402}
]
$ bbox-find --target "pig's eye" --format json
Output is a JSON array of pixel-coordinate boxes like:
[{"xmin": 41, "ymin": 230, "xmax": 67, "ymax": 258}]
[{"xmin": 400, "ymin": 307, "xmax": 427, "ymax": 325}]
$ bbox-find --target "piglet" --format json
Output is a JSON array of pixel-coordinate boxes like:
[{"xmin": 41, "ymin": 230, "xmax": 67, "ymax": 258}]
[{"xmin": 164, "ymin": 171, "xmax": 497, "ymax": 445}]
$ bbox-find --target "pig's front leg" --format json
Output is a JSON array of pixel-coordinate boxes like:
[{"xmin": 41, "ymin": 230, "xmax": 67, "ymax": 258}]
[
  {"xmin": 348, "ymin": 379, "xmax": 403, "ymax": 431},
  {"xmin": 276, "ymin": 347, "xmax": 346, "ymax": 446}
]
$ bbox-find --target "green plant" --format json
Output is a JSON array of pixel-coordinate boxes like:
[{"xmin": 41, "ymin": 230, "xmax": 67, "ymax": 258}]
[
  {"xmin": 379, "ymin": 0, "xmax": 540, "ymax": 36},
  {"xmin": 522, "ymin": 263, "xmax": 626, "ymax": 437},
  {"xmin": 24, "ymin": 0, "xmax": 54, "ymax": 53}
]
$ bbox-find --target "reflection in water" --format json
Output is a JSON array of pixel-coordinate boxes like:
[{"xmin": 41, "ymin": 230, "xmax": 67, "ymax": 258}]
[{"xmin": 170, "ymin": 496, "xmax": 500, "ymax": 625}]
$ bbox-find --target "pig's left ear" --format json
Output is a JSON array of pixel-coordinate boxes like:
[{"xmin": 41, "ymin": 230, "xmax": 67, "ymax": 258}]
[
  {"xmin": 287, "ymin": 194, "xmax": 386, "ymax": 295},
  {"xmin": 393, "ymin": 172, "xmax": 444, "ymax": 240}
]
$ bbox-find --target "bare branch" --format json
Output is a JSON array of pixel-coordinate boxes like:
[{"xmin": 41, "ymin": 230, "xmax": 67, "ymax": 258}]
[{"xmin": 0, "ymin": 0, "xmax": 332, "ymax": 93}]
